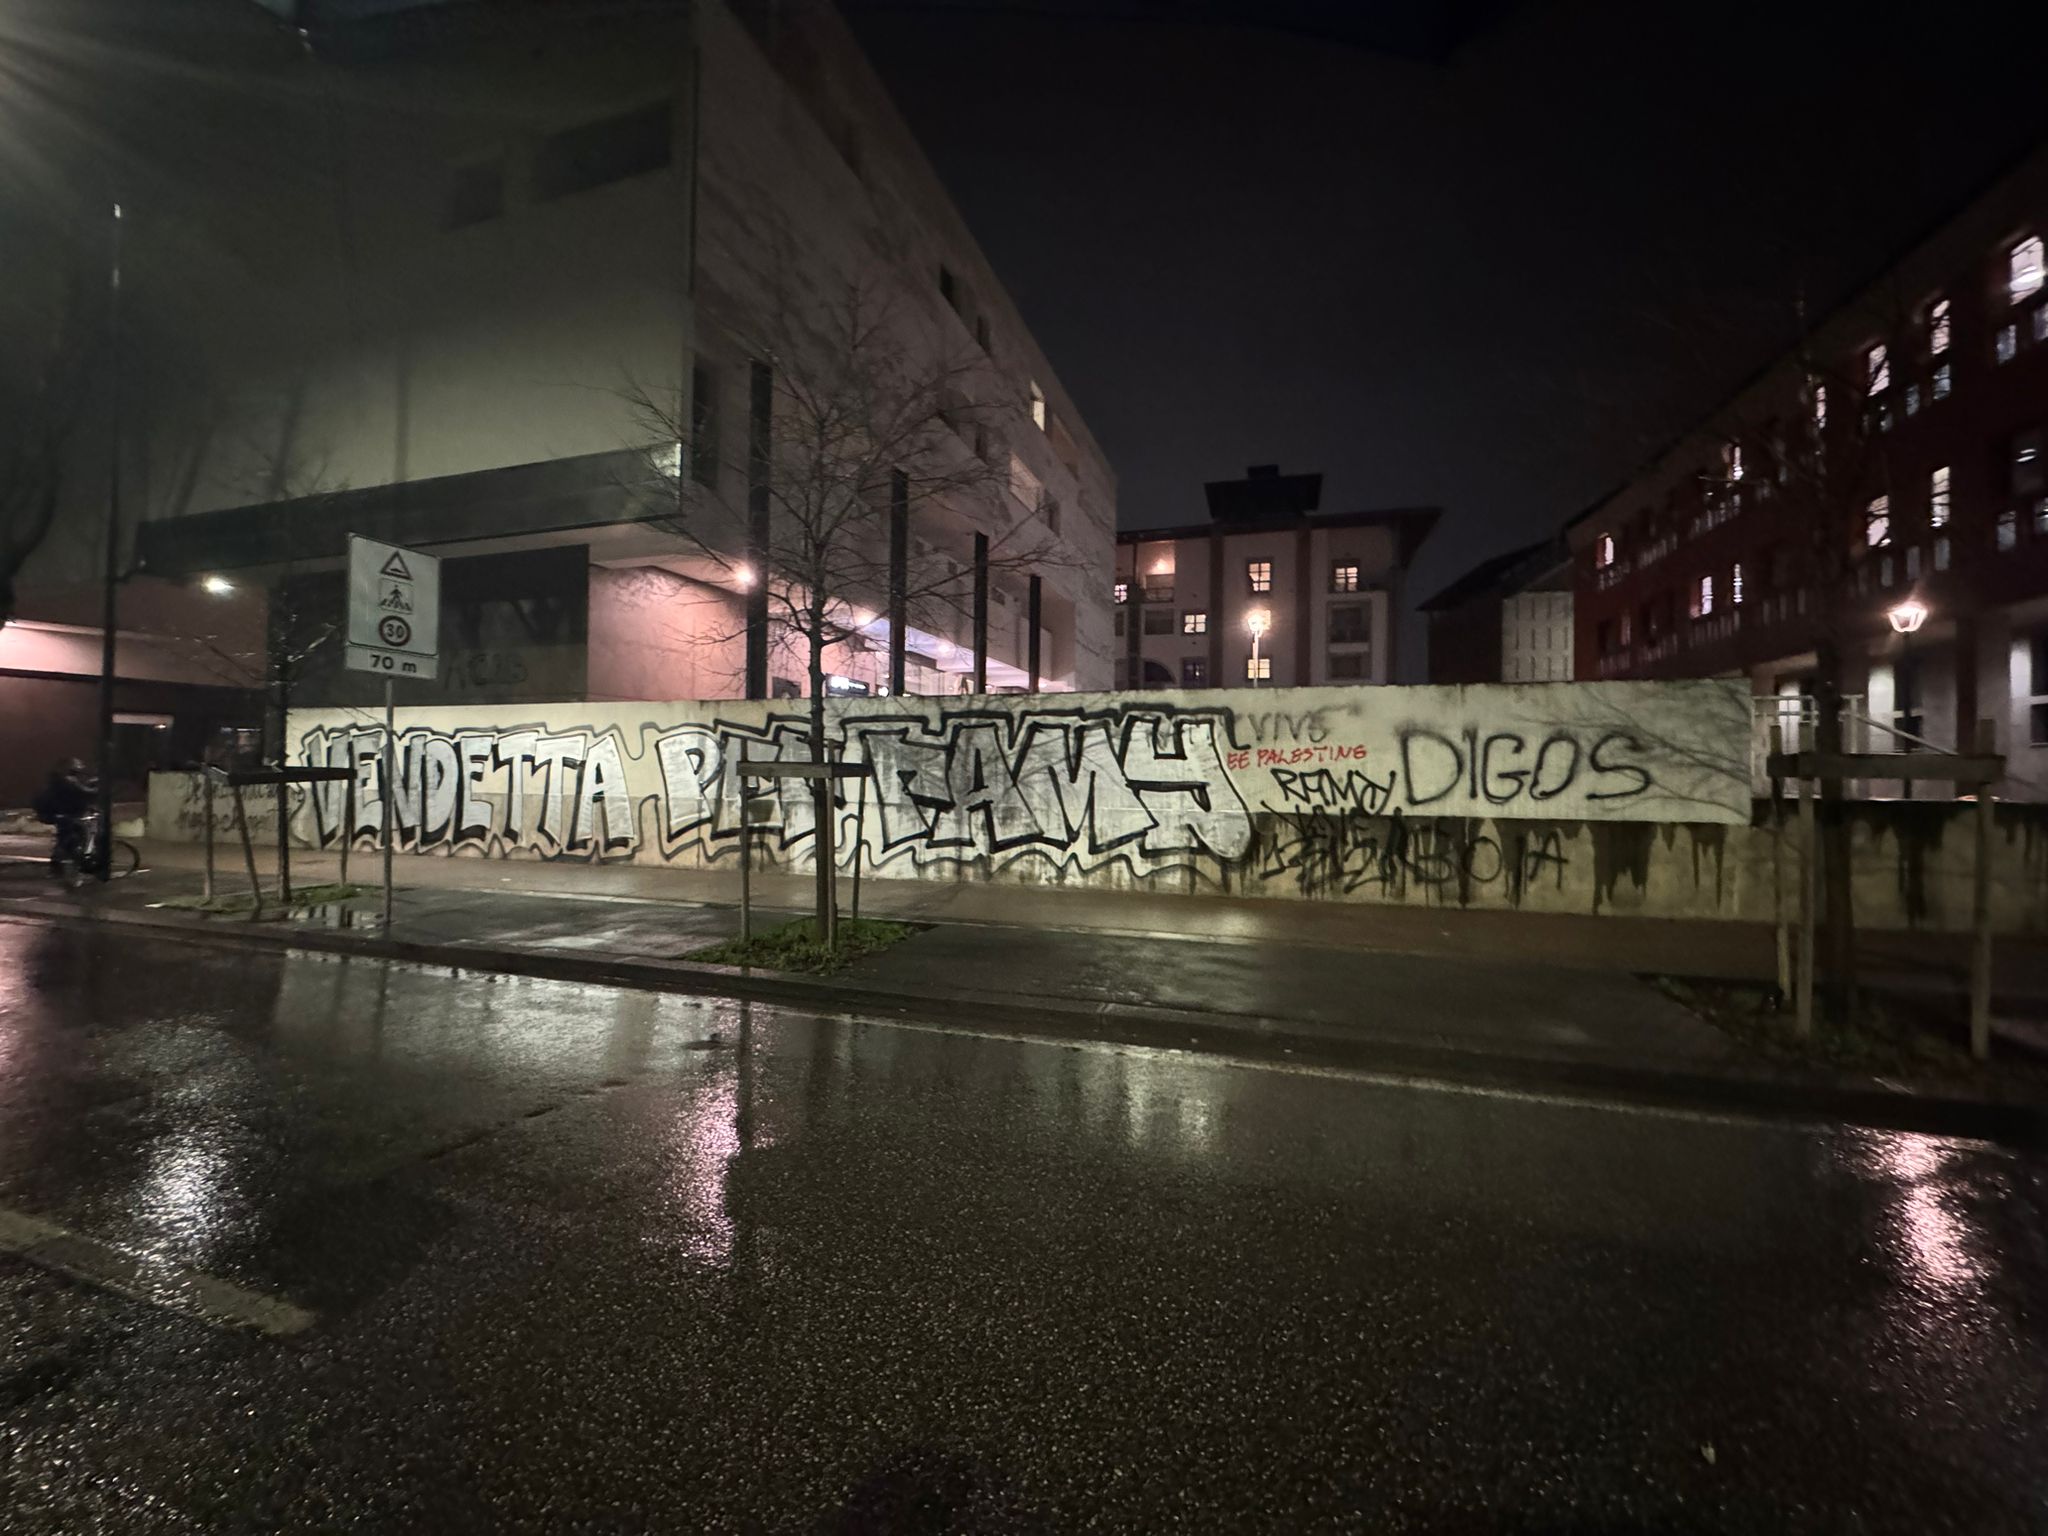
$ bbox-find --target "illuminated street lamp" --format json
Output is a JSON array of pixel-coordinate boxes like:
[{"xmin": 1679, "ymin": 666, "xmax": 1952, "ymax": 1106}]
[
  {"xmin": 1888, "ymin": 598, "xmax": 1929, "ymax": 799},
  {"xmin": 1246, "ymin": 606, "xmax": 1271, "ymax": 688},
  {"xmin": 1887, "ymin": 598, "xmax": 1928, "ymax": 634}
]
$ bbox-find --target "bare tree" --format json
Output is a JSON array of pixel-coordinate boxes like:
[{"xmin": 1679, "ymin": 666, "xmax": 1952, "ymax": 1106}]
[
  {"xmin": 0, "ymin": 259, "xmax": 98, "ymax": 628},
  {"xmin": 622, "ymin": 255, "xmax": 1069, "ymax": 942}
]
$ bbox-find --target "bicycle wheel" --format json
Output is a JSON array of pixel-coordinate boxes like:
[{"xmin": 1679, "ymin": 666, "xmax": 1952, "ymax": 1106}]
[{"xmin": 106, "ymin": 840, "xmax": 141, "ymax": 878}]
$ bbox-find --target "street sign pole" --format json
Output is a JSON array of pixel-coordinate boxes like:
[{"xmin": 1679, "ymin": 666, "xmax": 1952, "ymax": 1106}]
[
  {"xmin": 344, "ymin": 534, "xmax": 439, "ymax": 932},
  {"xmin": 382, "ymin": 677, "xmax": 395, "ymax": 929}
]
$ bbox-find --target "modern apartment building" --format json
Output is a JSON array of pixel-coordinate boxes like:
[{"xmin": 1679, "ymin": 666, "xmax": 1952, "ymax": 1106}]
[
  {"xmin": 0, "ymin": 0, "xmax": 1113, "ymax": 803},
  {"xmin": 1111, "ymin": 466, "xmax": 1436, "ymax": 690},
  {"xmin": 1566, "ymin": 145, "xmax": 2048, "ymax": 796},
  {"xmin": 1420, "ymin": 537, "xmax": 1573, "ymax": 684}
]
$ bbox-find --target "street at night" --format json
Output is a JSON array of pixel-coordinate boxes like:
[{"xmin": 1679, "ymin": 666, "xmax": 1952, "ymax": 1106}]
[{"xmin": 2, "ymin": 917, "xmax": 2043, "ymax": 1532}]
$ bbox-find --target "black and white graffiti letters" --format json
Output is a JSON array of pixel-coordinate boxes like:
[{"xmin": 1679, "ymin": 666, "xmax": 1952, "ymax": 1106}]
[
  {"xmin": 298, "ymin": 723, "xmax": 640, "ymax": 855},
  {"xmin": 1397, "ymin": 727, "xmax": 1651, "ymax": 810},
  {"xmin": 1270, "ymin": 765, "xmax": 1397, "ymax": 815}
]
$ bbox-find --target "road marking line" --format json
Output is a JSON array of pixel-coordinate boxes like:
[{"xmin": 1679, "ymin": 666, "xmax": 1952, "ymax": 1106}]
[{"xmin": 0, "ymin": 1205, "xmax": 315, "ymax": 1336}]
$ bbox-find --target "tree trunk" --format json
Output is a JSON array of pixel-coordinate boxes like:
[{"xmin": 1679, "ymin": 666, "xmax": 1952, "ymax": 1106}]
[
  {"xmin": 807, "ymin": 609, "xmax": 835, "ymax": 947},
  {"xmin": 1813, "ymin": 639, "xmax": 1857, "ymax": 1021}
]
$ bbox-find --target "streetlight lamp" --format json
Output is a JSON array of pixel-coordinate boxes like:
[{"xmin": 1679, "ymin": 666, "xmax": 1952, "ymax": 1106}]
[
  {"xmin": 1888, "ymin": 598, "xmax": 1929, "ymax": 800},
  {"xmin": 1245, "ymin": 606, "xmax": 1270, "ymax": 687}
]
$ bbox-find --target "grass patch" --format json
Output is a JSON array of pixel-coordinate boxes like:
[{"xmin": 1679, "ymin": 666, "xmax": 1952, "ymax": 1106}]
[
  {"xmin": 694, "ymin": 916, "xmax": 917, "ymax": 975},
  {"xmin": 1651, "ymin": 975, "xmax": 2048, "ymax": 1089},
  {"xmin": 159, "ymin": 882, "xmax": 367, "ymax": 916}
]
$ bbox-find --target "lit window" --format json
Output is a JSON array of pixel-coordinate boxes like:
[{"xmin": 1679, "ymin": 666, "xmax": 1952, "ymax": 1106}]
[
  {"xmin": 1867, "ymin": 343, "xmax": 1890, "ymax": 394},
  {"xmin": 1933, "ymin": 362, "xmax": 1952, "ymax": 400},
  {"xmin": 1113, "ymin": 581, "xmax": 1129, "ymax": 604},
  {"xmin": 2010, "ymin": 235, "xmax": 2045, "ymax": 303},
  {"xmin": 1182, "ymin": 611, "xmax": 1207, "ymax": 634},
  {"xmin": 1999, "ymin": 324, "xmax": 2018, "ymax": 363},
  {"xmin": 1731, "ymin": 562, "xmax": 1744, "ymax": 605},
  {"xmin": 1998, "ymin": 509, "xmax": 2018, "ymax": 551},
  {"xmin": 1813, "ymin": 382, "xmax": 1828, "ymax": 429},
  {"xmin": 2035, "ymin": 498, "xmax": 2048, "ymax": 536},
  {"xmin": 1695, "ymin": 575, "xmax": 1714, "ymax": 617},
  {"xmin": 1028, "ymin": 380, "xmax": 1046, "ymax": 430},
  {"xmin": 1595, "ymin": 533, "xmax": 1616, "ymax": 568},
  {"xmin": 1726, "ymin": 441, "xmax": 1744, "ymax": 481},
  {"xmin": 1930, "ymin": 466, "xmax": 1951, "ymax": 527},
  {"xmin": 1929, "ymin": 297, "xmax": 1951, "ymax": 355},
  {"xmin": 1905, "ymin": 384, "xmax": 1921, "ymax": 416},
  {"xmin": 1331, "ymin": 561, "xmax": 1360, "ymax": 592},
  {"xmin": 1245, "ymin": 654, "xmax": 1271, "ymax": 681},
  {"xmin": 1866, "ymin": 495, "xmax": 1890, "ymax": 546},
  {"xmin": 1008, "ymin": 450, "xmax": 1043, "ymax": 512},
  {"xmin": 1246, "ymin": 559, "xmax": 1272, "ymax": 593}
]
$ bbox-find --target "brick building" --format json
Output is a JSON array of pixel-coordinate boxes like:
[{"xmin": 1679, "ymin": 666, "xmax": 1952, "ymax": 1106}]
[
  {"xmin": 1111, "ymin": 466, "xmax": 1436, "ymax": 690},
  {"xmin": 1566, "ymin": 146, "xmax": 2048, "ymax": 796}
]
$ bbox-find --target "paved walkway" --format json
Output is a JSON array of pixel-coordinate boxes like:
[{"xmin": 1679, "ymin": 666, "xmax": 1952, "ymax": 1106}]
[{"xmin": 4, "ymin": 834, "xmax": 2045, "ymax": 1093}]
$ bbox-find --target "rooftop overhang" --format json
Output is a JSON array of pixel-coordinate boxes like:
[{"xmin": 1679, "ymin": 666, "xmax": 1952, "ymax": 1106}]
[{"xmin": 134, "ymin": 448, "xmax": 670, "ymax": 581}]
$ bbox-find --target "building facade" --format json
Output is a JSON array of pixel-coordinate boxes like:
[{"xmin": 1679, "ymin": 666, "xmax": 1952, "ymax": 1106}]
[
  {"xmin": 1, "ymin": 0, "xmax": 1113, "ymax": 803},
  {"xmin": 1111, "ymin": 466, "xmax": 1436, "ymax": 690},
  {"xmin": 1566, "ymin": 146, "xmax": 2048, "ymax": 797},
  {"xmin": 1420, "ymin": 537, "xmax": 1573, "ymax": 684}
]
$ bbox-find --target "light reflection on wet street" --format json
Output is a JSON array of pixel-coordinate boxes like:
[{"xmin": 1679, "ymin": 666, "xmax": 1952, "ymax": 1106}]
[{"xmin": 1, "ymin": 918, "xmax": 2045, "ymax": 1532}]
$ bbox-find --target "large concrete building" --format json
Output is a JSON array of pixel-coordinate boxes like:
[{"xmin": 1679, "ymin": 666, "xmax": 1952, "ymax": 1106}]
[
  {"xmin": 1111, "ymin": 466, "xmax": 1436, "ymax": 690},
  {"xmin": 1565, "ymin": 145, "xmax": 2048, "ymax": 796},
  {"xmin": 0, "ymin": 0, "xmax": 1113, "ymax": 804}
]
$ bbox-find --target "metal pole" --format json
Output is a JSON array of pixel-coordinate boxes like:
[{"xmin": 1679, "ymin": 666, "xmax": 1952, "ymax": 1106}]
[
  {"xmin": 1970, "ymin": 719, "xmax": 1996, "ymax": 1060},
  {"xmin": 202, "ymin": 769, "xmax": 216, "ymax": 903},
  {"xmin": 382, "ymin": 678, "xmax": 395, "ymax": 928},
  {"xmin": 851, "ymin": 769, "xmax": 867, "ymax": 923},
  {"xmin": 739, "ymin": 766, "xmax": 752, "ymax": 945},
  {"xmin": 93, "ymin": 201, "xmax": 123, "ymax": 882},
  {"xmin": 1770, "ymin": 725, "xmax": 1788, "ymax": 1003},
  {"xmin": 233, "ymin": 783, "xmax": 262, "ymax": 919},
  {"xmin": 340, "ymin": 770, "xmax": 353, "ymax": 887},
  {"xmin": 818, "ymin": 757, "xmax": 836, "ymax": 949},
  {"xmin": 277, "ymin": 776, "xmax": 291, "ymax": 906},
  {"xmin": 1796, "ymin": 772, "xmax": 1817, "ymax": 1038}
]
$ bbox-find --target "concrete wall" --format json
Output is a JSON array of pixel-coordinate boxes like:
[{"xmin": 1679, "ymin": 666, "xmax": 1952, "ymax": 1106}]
[{"xmin": 143, "ymin": 676, "xmax": 2048, "ymax": 934}]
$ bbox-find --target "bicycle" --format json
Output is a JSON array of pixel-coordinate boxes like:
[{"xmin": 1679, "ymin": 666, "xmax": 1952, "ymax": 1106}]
[{"xmin": 52, "ymin": 810, "xmax": 142, "ymax": 888}]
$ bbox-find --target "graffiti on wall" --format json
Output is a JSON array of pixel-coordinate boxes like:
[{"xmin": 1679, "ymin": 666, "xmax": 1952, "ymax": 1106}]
[{"xmin": 282, "ymin": 681, "xmax": 1751, "ymax": 881}]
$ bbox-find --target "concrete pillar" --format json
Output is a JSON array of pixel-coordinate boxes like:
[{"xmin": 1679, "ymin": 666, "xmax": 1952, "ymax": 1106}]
[
  {"xmin": 972, "ymin": 532, "xmax": 988, "ymax": 694},
  {"xmin": 744, "ymin": 360, "xmax": 771, "ymax": 699},
  {"xmin": 1027, "ymin": 574, "xmax": 1042, "ymax": 693},
  {"xmin": 887, "ymin": 468, "xmax": 907, "ymax": 696}
]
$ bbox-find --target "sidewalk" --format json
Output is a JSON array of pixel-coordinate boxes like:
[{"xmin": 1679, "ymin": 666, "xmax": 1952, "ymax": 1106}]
[{"xmin": 5, "ymin": 835, "xmax": 2048, "ymax": 1141}]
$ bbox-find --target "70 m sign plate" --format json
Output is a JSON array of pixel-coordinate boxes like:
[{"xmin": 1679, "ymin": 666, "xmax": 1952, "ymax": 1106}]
[{"xmin": 344, "ymin": 643, "xmax": 438, "ymax": 679}]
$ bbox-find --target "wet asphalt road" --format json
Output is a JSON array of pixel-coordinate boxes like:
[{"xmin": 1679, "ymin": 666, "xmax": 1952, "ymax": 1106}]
[{"xmin": 0, "ymin": 917, "xmax": 2045, "ymax": 1533}]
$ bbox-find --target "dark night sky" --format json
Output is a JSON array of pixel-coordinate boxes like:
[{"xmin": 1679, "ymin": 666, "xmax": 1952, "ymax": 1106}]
[{"xmin": 845, "ymin": 0, "xmax": 2048, "ymax": 626}]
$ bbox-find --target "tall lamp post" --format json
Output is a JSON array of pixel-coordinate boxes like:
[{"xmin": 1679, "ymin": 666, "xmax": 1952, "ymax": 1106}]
[
  {"xmin": 1888, "ymin": 598, "xmax": 1929, "ymax": 802},
  {"xmin": 93, "ymin": 200, "xmax": 123, "ymax": 879},
  {"xmin": 1246, "ymin": 606, "xmax": 1270, "ymax": 688}
]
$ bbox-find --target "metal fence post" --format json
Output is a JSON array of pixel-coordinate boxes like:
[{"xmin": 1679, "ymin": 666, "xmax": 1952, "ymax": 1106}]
[
  {"xmin": 851, "ymin": 769, "xmax": 867, "ymax": 924},
  {"xmin": 1796, "ymin": 772, "xmax": 1816, "ymax": 1039},
  {"xmin": 1971, "ymin": 718, "xmax": 1996, "ymax": 1060},
  {"xmin": 202, "ymin": 769, "xmax": 217, "ymax": 904},
  {"xmin": 1770, "ymin": 725, "xmax": 1788, "ymax": 1004}
]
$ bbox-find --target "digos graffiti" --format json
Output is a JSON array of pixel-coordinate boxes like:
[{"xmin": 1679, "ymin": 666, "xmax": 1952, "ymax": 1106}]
[{"xmin": 287, "ymin": 685, "xmax": 1740, "ymax": 885}]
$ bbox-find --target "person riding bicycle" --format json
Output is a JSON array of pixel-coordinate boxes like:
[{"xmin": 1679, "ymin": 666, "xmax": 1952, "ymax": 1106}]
[{"xmin": 33, "ymin": 759, "xmax": 96, "ymax": 877}]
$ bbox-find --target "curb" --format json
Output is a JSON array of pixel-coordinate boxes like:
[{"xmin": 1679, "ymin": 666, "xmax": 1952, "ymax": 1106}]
[{"xmin": 8, "ymin": 897, "xmax": 2048, "ymax": 1147}]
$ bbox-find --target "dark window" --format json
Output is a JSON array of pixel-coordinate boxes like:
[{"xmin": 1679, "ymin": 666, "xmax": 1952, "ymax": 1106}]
[
  {"xmin": 690, "ymin": 363, "xmax": 721, "ymax": 487},
  {"xmin": 533, "ymin": 102, "xmax": 673, "ymax": 200},
  {"xmin": 1042, "ymin": 496, "xmax": 1061, "ymax": 535},
  {"xmin": 1328, "ymin": 603, "xmax": 1368, "ymax": 644},
  {"xmin": 1143, "ymin": 606, "xmax": 1173, "ymax": 635},
  {"xmin": 1328, "ymin": 652, "xmax": 1365, "ymax": 681},
  {"xmin": 939, "ymin": 265, "xmax": 960, "ymax": 312},
  {"xmin": 771, "ymin": 677, "xmax": 802, "ymax": 699},
  {"xmin": 1596, "ymin": 618, "xmax": 1615, "ymax": 654},
  {"xmin": 1181, "ymin": 657, "xmax": 1208, "ymax": 687},
  {"xmin": 1895, "ymin": 656, "xmax": 1923, "ymax": 741},
  {"xmin": 446, "ymin": 156, "xmax": 504, "ymax": 228},
  {"xmin": 976, "ymin": 314, "xmax": 992, "ymax": 353},
  {"xmin": 1246, "ymin": 559, "xmax": 1272, "ymax": 593},
  {"xmin": 1114, "ymin": 610, "xmax": 1125, "ymax": 637}
]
